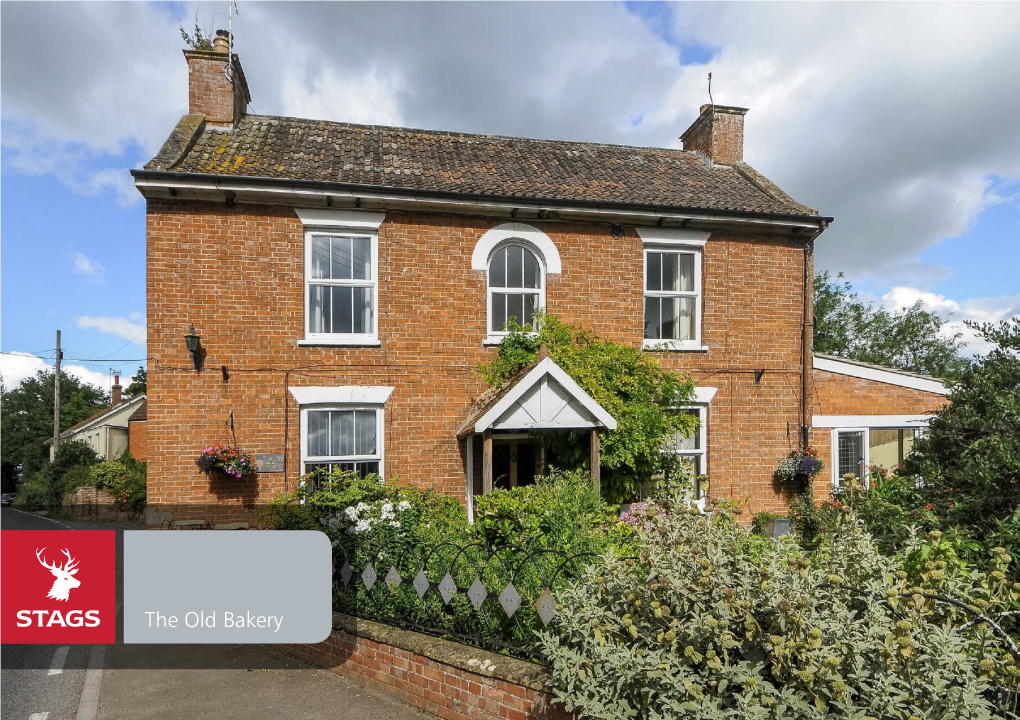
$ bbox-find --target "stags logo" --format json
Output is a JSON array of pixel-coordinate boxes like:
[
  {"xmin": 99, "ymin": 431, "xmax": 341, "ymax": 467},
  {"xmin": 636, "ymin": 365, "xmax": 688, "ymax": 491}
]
[
  {"xmin": 1, "ymin": 530, "xmax": 115, "ymax": 644},
  {"xmin": 36, "ymin": 548, "xmax": 81, "ymax": 601}
]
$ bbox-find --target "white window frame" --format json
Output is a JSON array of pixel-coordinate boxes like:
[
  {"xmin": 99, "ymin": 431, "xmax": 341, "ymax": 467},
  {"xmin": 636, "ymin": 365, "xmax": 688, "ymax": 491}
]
[
  {"xmin": 298, "ymin": 211, "xmax": 383, "ymax": 346},
  {"xmin": 485, "ymin": 240, "xmax": 546, "ymax": 344},
  {"xmin": 672, "ymin": 404, "xmax": 708, "ymax": 509},
  {"xmin": 828, "ymin": 420, "xmax": 934, "ymax": 487},
  {"xmin": 300, "ymin": 405, "xmax": 386, "ymax": 479},
  {"xmin": 641, "ymin": 245, "xmax": 705, "ymax": 351}
]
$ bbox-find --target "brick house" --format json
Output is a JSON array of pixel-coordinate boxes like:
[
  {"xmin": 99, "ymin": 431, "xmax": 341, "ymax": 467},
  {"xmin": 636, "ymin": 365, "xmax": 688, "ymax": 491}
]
[{"xmin": 133, "ymin": 38, "xmax": 944, "ymax": 518}]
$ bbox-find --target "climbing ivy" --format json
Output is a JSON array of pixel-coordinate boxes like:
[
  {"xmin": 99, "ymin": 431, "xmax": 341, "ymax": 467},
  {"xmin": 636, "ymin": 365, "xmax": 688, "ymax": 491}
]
[{"xmin": 479, "ymin": 314, "xmax": 697, "ymax": 503}]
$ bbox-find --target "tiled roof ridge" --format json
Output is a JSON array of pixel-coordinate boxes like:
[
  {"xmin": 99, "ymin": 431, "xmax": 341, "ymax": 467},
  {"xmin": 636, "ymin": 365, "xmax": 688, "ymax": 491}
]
[{"xmin": 239, "ymin": 114, "xmax": 702, "ymax": 156}]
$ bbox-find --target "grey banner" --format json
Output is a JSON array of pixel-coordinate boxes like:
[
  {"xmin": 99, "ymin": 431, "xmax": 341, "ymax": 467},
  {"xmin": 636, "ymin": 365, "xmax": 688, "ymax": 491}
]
[{"xmin": 124, "ymin": 531, "xmax": 332, "ymax": 644}]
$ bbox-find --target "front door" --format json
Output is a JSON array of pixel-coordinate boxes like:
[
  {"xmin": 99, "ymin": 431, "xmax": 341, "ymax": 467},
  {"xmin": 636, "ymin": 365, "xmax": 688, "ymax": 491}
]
[{"xmin": 492, "ymin": 439, "xmax": 541, "ymax": 490}]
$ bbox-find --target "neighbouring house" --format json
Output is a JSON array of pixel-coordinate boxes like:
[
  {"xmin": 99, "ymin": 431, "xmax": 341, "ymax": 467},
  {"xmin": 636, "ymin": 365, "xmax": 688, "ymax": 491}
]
[
  {"xmin": 132, "ymin": 36, "xmax": 942, "ymax": 519},
  {"xmin": 46, "ymin": 374, "xmax": 147, "ymax": 462}
]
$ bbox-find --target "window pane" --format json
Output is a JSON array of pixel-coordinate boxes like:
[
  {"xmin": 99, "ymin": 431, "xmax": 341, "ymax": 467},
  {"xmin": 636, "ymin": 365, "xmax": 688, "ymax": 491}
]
[
  {"xmin": 675, "ymin": 410, "xmax": 701, "ymax": 450},
  {"xmin": 644, "ymin": 297, "xmax": 660, "ymax": 339},
  {"xmin": 489, "ymin": 248, "xmax": 506, "ymax": 288},
  {"xmin": 332, "ymin": 411, "xmax": 355, "ymax": 457},
  {"xmin": 646, "ymin": 252, "xmax": 662, "ymax": 291},
  {"xmin": 522, "ymin": 293, "xmax": 537, "ymax": 327},
  {"xmin": 678, "ymin": 254, "xmax": 695, "ymax": 292},
  {"xmin": 355, "ymin": 410, "xmax": 377, "ymax": 455},
  {"xmin": 356, "ymin": 462, "xmax": 380, "ymax": 478},
  {"xmin": 309, "ymin": 285, "xmax": 330, "ymax": 333},
  {"xmin": 307, "ymin": 411, "xmax": 330, "ymax": 457},
  {"xmin": 662, "ymin": 253, "xmax": 679, "ymax": 292},
  {"xmin": 506, "ymin": 294, "xmax": 525, "ymax": 326},
  {"xmin": 492, "ymin": 293, "xmax": 506, "ymax": 332},
  {"xmin": 352, "ymin": 287, "xmax": 372, "ymax": 334},
  {"xmin": 837, "ymin": 431, "xmax": 865, "ymax": 479},
  {"xmin": 507, "ymin": 245, "xmax": 524, "ymax": 288},
  {"xmin": 676, "ymin": 296, "xmax": 696, "ymax": 340},
  {"xmin": 524, "ymin": 249, "xmax": 540, "ymax": 289},
  {"xmin": 311, "ymin": 237, "xmax": 331, "ymax": 279},
  {"xmin": 331, "ymin": 236, "xmax": 353, "ymax": 279},
  {"xmin": 352, "ymin": 237, "xmax": 372, "ymax": 280},
  {"xmin": 661, "ymin": 296, "xmax": 677, "ymax": 339},
  {"xmin": 333, "ymin": 286, "xmax": 353, "ymax": 334}
]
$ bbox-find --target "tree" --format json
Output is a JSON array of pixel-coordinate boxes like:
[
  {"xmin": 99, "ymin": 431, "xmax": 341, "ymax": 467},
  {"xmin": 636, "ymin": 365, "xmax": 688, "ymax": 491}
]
[
  {"xmin": 480, "ymin": 314, "xmax": 697, "ymax": 503},
  {"xmin": 901, "ymin": 318, "xmax": 1020, "ymax": 536},
  {"xmin": 0, "ymin": 370, "xmax": 108, "ymax": 486},
  {"xmin": 125, "ymin": 366, "xmax": 147, "ymax": 397},
  {"xmin": 814, "ymin": 271, "xmax": 968, "ymax": 377}
]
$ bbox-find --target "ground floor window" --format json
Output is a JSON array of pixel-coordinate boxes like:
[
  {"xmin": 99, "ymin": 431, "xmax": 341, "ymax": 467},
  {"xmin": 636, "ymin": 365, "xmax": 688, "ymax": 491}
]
[
  {"xmin": 833, "ymin": 426, "xmax": 922, "ymax": 487},
  {"xmin": 669, "ymin": 406, "xmax": 707, "ymax": 505},
  {"xmin": 302, "ymin": 407, "xmax": 383, "ymax": 478}
]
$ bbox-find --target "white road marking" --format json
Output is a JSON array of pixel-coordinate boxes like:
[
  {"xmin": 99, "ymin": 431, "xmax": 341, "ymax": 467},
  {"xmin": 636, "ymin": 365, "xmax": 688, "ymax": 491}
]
[
  {"xmin": 74, "ymin": 644, "xmax": 106, "ymax": 720},
  {"xmin": 47, "ymin": 646, "xmax": 69, "ymax": 676},
  {"xmin": 6, "ymin": 508, "xmax": 75, "ymax": 529},
  {"xmin": 29, "ymin": 713, "xmax": 51, "ymax": 719}
]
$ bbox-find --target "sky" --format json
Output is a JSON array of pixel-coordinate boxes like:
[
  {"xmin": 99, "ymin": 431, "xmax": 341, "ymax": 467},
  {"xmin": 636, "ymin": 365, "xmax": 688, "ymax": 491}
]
[{"xmin": 2, "ymin": 1, "xmax": 1018, "ymax": 393}]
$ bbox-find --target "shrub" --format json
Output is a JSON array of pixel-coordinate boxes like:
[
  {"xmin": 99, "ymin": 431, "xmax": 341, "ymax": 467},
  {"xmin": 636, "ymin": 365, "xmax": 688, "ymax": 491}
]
[
  {"xmin": 12, "ymin": 474, "xmax": 47, "ymax": 511},
  {"xmin": 472, "ymin": 469, "xmax": 635, "ymax": 555},
  {"xmin": 80, "ymin": 457, "xmax": 147, "ymax": 512},
  {"xmin": 540, "ymin": 493, "xmax": 1016, "ymax": 720},
  {"xmin": 62, "ymin": 465, "xmax": 95, "ymax": 494}
]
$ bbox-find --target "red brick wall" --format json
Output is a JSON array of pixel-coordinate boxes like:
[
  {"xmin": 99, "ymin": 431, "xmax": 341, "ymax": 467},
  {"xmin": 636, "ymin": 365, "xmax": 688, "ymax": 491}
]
[
  {"xmin": 288, "ymin": 624, "xmax": 568, "ymax": 720},
  {"xmin": 808, "ymin": 369, "xmax": 946, "ymax": 496},
  {"xmin": 185, "ymin": 51, "xmax": 245, "ymax": 127},
  {"xmin": 129, "ymin": 420, "xmax": 148, "ymax": 461},
  {"xmin": 681, "ymin": 106, "xmax": 746, "ymax": 165},
  {"xmin": 146, "ymin": 200, "xmax": 810, "ymax": 515}
]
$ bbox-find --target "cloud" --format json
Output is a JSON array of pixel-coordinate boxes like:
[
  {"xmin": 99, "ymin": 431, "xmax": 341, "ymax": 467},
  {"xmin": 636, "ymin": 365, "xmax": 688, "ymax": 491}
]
[
  {"xmin": 2, "ymin": 2, "xmax": 1019, "ymax": 285},
  {"xmin": 881, "ymin": 286, "xmax": 1020, "ymax": 356},
  {"xmin": 71, "ymin": 252, "xmax": 106, "ymax": 284},
  {"xmin": 0, "ymin": 351, "xmax": 110, "ymax": 391},
  {"xmin": 76, "ymin": 316, "xmax": 146, "ymax": 344}
]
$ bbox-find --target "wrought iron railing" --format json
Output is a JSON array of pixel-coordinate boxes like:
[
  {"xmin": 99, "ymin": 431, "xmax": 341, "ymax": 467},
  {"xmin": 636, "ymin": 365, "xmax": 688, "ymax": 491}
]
[{"xmin": 330, "ymin": 534, "xmax": 599, "ymax": 660}]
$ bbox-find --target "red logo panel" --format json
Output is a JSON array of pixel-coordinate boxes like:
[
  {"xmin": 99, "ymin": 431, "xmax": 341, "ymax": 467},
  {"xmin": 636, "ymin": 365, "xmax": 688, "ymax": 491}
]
[{"xmin": 1, "ymin": 531, "xmax": 116, "ymax": 644}]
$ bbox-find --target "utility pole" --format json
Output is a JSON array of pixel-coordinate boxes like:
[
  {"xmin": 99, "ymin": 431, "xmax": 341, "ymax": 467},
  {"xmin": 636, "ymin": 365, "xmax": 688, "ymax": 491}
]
[{"xmin": 53, "ymin": 330, "xmax": 62, "ymax": 456}]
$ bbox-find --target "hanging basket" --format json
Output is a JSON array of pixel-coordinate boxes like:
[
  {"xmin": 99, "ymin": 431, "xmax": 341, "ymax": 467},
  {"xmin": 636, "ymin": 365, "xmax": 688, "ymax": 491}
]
[{"xmin": 196, "ymin": 444, "xmax": 257, "ymax": 481}]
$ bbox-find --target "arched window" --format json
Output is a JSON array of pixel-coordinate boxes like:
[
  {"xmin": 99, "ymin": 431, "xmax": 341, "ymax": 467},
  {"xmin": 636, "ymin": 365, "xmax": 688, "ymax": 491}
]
[{"xmin": 488, "ymin": 243, "xmax": 544, "ymax": 334}]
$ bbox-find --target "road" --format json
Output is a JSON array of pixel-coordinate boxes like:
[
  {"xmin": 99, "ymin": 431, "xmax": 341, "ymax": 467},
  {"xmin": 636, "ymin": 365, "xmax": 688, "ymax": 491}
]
[{"xmin": 2, "ymin": 507, "xmax": 424, "ymax": 720}]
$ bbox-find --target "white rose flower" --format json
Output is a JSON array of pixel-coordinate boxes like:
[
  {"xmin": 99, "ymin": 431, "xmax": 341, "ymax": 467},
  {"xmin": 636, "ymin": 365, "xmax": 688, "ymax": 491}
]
[{"xmin": 397, "ymin": 501, "xmax": 412, "ymax": 512}]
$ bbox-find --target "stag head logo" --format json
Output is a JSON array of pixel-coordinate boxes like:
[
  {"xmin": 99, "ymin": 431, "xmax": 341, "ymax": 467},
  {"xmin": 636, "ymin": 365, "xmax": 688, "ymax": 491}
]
[{"xmin": 36, "ymin": 548, "xmax": 80, "ymax": 601}]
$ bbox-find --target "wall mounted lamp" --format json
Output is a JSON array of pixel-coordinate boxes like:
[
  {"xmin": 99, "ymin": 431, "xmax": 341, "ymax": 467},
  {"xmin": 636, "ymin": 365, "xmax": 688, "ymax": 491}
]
[{"xmin": 184, "ymin": 326, "xmax": 203, "ymax": 371}]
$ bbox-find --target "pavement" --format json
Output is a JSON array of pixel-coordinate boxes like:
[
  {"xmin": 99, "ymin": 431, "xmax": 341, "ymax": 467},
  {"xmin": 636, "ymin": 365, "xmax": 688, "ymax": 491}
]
[{"xmin": 1, "ymin": 506, "xmax": 425, "ymax": 720}]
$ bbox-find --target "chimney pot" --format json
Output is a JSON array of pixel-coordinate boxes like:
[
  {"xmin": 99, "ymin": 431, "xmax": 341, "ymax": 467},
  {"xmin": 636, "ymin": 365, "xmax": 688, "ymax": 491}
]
[
  {"xmin": 213, "ymin": 29, "xmax": 230, "ymax": 54},
  {"xmin": 680, "ymin": 104, "xmax": 749, "ymax": 166}
]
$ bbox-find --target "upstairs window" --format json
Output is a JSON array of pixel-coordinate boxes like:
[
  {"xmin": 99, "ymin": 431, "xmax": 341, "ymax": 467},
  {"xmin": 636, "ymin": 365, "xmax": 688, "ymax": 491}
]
[
  {"xmin": 644, "ymin": 248, "xmax": 701, "ymax": 346},
  {"xmin": 305, "ymin": 232, "xmax": 377, "ymax": 342},
  {"xmin": 488, "ymin": 243, "xmax": 544, "ymax": 335}
]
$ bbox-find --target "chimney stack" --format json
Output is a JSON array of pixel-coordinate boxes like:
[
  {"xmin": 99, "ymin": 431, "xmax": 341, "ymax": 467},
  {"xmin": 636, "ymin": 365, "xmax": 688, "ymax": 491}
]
[
  {"xmin": 112, "ymin": 373, "xmax": 122, "ymax": 406},
  {"xmin": 680, "ymin": 104, "xmax": 748, "ymax": 166},
  {"xmin": 184, "ymin": 30, "xmax": 250, "ymax": 129}
]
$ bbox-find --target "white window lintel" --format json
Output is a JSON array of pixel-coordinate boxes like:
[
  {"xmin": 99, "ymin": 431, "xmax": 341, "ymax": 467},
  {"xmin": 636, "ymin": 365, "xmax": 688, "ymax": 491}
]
[
  {"xmin": 289, "ymin": 386, "xmax": 394, "ymax": 406},
  {"xmin": 637, "ymin": 227, "xmax": 710, "ymax": 247},
  {"xmin": 295, "ymin": 209, "xmax": 386, "ymax": 230},
  {"xmin": 471, "ymin": 223, "xmax": 561, "ymax": 274}
]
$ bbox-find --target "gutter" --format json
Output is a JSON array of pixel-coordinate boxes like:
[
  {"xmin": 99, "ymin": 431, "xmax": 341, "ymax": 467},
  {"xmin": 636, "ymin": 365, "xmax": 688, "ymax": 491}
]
[{"xmin": 130, "ymin": 169, "xmax": 834, "ymax": 230}]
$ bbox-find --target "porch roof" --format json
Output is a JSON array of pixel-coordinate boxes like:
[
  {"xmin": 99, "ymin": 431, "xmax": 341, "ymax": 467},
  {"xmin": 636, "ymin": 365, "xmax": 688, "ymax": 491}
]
[{"xmin": 457, "ymin": 357, "xmax": 617, "ymax": 437}]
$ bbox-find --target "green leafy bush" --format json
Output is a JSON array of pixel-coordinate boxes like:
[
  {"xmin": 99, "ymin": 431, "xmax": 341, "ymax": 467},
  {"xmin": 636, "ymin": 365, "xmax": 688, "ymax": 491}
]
[
  {"xmin": 479, "ymin": 314, "xmax": 697, "ymax": 503},
  {"xmin": 472, "ymin": 469, "xmax": 634, "ymax": 554},
  {"xmin": 541, "ymin": 493, "xmax": 1017, "ymax": 720},
  {"xmin": 12, "ymin": 474, "xmax": 47, "ymax": 511},
  {"xmin": 83, "ymin": 457, "xmax": 147, "ymax": 512},
  {"xmin": 62, "ymin": 466, "xmax": 95, "ymax": 494}
]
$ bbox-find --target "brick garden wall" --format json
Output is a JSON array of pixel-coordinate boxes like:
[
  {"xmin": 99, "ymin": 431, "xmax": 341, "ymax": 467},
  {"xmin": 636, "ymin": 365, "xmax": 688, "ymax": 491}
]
[
  {"xmin": 286, "ymin": 613, "xmax": 570, "ymax": 720},
  {"xmin": 146, "ymin": 199, "xmax": 811, "ymax": 517}
]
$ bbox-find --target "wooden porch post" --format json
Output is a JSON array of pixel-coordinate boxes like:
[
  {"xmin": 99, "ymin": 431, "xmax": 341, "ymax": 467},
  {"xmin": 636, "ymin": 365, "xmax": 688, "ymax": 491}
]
[
  {"xmin": 482, "ymin": 430, "xmax": 493, "ymax": 495},
  {"xmin": 590, "ymin": 428, "xmax": 601, "ymax": 494}
]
